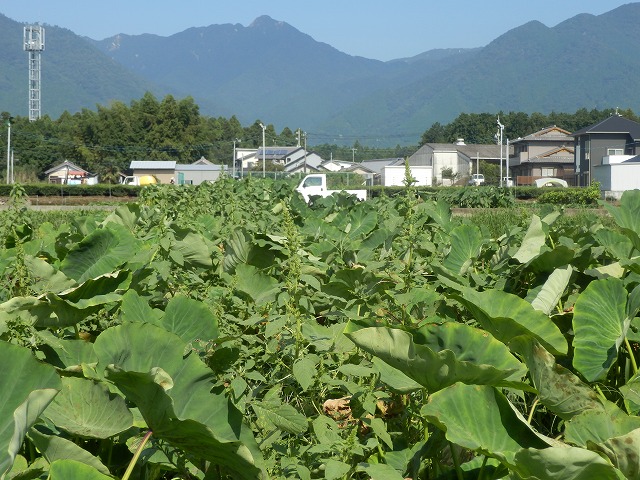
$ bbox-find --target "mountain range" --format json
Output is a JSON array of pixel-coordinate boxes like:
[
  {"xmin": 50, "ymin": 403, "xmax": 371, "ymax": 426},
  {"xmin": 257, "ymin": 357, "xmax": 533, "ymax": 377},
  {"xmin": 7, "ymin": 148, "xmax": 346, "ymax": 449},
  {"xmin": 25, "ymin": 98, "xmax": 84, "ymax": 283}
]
[{"xmin": 0, "ymin": 4, "xmax": 639, "ymax": 145}]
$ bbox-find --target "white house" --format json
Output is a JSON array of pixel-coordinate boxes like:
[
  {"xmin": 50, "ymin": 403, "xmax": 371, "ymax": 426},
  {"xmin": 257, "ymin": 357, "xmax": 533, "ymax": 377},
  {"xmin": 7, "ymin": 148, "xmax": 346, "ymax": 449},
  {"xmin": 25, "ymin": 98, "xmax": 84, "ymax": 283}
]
[
  {"xmin": 593, "ymin": 154, "xmax": 640, "ymax": 199},
  {"xmin": 382, "ymin": 158, "xmax": 432, "ymax": 186}
]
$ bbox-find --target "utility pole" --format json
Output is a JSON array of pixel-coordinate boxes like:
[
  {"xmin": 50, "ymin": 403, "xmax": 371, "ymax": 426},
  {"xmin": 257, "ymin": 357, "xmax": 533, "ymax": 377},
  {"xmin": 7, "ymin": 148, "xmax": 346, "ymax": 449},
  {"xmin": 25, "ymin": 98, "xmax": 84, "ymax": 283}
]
[
  {"xmin": 5, "ymin": 118, "xmax": 10, "ymax": 184},
  {"xmin": 303, "ymin": 132, "xmax": 307, "ymax": 174},
  {"xmin": 351, "ymin": 148, "xmax": 357, "ymax": 163},
  {"xmin": 259, "ymin": 123, "xmax": 266, "ymax": 178},
  {"xmin": 505, "ymin": 138, "xmax": 510, "ymax": 187},
  {"xmin": 497, "ymin": 117, "xmax": 504, "ymax": 187},
  {"xmin": 232, "ymin": 138, "xmax": 240, "ymax": 179}
]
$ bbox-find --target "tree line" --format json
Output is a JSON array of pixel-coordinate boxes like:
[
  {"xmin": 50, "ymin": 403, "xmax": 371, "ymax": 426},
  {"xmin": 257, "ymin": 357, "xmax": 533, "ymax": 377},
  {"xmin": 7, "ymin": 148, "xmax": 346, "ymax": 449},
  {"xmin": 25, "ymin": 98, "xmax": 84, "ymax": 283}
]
[{"xmin": 0, "ymin": 92, "xmax": 637, "ymax": 182}]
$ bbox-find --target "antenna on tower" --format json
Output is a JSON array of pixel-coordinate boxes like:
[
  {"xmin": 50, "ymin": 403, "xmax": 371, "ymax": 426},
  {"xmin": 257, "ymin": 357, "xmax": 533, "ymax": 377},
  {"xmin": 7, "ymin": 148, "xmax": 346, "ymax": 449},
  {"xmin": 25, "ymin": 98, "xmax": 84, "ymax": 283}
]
[{"xmin": 24, "ymin": 25, "xmax": 45, "ymax": 122}]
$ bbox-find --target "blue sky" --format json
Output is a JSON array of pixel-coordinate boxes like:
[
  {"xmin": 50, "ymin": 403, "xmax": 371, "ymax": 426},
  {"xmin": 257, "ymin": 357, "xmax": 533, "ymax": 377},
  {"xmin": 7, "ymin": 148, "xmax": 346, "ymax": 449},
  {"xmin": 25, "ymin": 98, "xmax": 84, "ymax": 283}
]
[{"xmin": 0, "ymin": 0, "xmax": 632, "ymax": 60}]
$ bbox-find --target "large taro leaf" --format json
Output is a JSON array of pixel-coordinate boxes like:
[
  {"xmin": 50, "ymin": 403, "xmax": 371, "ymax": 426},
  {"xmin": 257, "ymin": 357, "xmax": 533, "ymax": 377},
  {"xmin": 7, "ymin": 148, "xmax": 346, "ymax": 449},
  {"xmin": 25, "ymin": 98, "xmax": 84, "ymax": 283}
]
[
  {"xmin": 28, "ymin": 427, "xmax": 110, "ymax": 475},
  {"xmin": 565, "ymin": 406, "xmax": 640, "ymax": 448},
  {"xmin": 512, "ymin": 446, "xmax": 625, "ymax": 480},
  {"xmin": 510, "ymin": 337, "xmax": 605, "ymax": 421},
  {"xmin": 119, "ymin": 290, "xmax": 164, "ymax": 324},
  {"xmin": 452, "ymin": 287, "xmax": 568, "ymax": 355},
  {"xmin": 37, "ymin": 270, "xmax": 132, "ymax": 328},
  {"xmin": 161, "ymin": 295, "xmax": 219, "ymax": 345},
  {"xmin": 595, "ymin": 229, "xmax": 635, "ymax": 261},
  {"xmin": 0, "ymin": 271, "xmax": 133, "ymax": 330},
  {"xmin": 48, "ymin": 459, "xmax": 113, "ymax": 480},
  {"xmin": 442, "ymin": 224, "xmax": 484, "ymax": 276},
  {"xmin": 170, "ymin": 224, "xmax": 214, "ymax": 269},
  {"xmin": 604, "ymin": 190, "xmax": 640, "ymax": 251},
  {"xmin": 42, "ymin": 377, "xmax": 132, "ymax": 439},
  {"xmin": 572, "ymin": 278, "xmax": 640, "ymax": 382},
  {"xmin": 421, "ymin": 383, "xmax": 550, "ymax": 466},
  {"xmin": 60, "ymin": 224, "xmax": 139, "ymax": 283},
  {"xmin": 0, "ymin": 342, "xmax": 61, "ymax": 478},
  {"xmin": 37, "ymin": 331, "xmax": 97, "ymax": 372},
  {"xmin": 512, "ymin": 215, "xmax": 547, "ymax": 264},
  {"xmin": 344, "ymin": 321, "xmax": 525, "ymax": 393},
  {"xmin": 234, "ymin": 264, "xmax": 280, "ymax": 305},
  {"xmin": 529, "ymin": 266, "xmax": 573, "ymax": 315},
  {"xmin": 588, "ymin": 428, "xmax": 640, "ymax": 479},
  {"xmin": 94, "ymin": 323, "xmax": 265, "ymax": 479}
]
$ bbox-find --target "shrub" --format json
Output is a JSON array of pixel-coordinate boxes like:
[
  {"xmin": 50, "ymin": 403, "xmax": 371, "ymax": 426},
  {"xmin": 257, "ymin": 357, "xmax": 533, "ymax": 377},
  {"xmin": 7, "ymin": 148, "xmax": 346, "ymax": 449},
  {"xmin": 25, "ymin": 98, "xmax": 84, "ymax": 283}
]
[{"xmin": 537, "ymin": 182, "xmax": 601, "ymax": 206}]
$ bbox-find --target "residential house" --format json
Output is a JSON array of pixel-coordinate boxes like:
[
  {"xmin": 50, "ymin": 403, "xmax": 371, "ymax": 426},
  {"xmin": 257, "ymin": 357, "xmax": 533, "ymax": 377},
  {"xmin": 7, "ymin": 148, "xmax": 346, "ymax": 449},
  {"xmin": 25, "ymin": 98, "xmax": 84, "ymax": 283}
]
[
  {"xmin": 129, "ymin": 158, "xmax": 228, "ymax": 185},
  {"xmin": 44, "ymin": 160, "xmax": 97, "ymax": 184},
  {"xmin": 130, "ymin": 160, "xmax": 176, "ymax": 184},
  {"xmin": 175, "ymin": 157, "xmax": 227, "ymax": 185},
  {"xmin": 573, "ymin": 114, "xmax": 640, "ymax": 187},
  {"xmin": 405, "ymin": 140, "xmax": 506, "ymax": 186},
  {"xmin": 382, "ymin": 157, "xmax": 431, "ymax": 187},
  {"xmin": 509, "ymin": 126, "xmax": 575, "ymax": 185},
  {"xmin": 239, "ymin": 146, "xmax": 324, "ymax": 175}
]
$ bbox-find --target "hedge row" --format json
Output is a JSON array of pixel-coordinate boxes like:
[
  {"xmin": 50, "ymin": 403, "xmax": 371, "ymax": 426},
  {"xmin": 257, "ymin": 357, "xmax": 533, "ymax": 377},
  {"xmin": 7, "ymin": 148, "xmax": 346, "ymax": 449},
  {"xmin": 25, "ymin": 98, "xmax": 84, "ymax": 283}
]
[{"xmin": 0, "ymin": 184, "xmax": 141, "ymax": 197}]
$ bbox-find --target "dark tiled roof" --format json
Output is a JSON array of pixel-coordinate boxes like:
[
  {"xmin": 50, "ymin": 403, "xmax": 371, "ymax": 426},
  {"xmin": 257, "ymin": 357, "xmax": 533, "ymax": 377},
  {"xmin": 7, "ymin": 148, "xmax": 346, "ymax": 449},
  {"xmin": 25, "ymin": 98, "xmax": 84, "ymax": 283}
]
[{"xmin": 572, "ymin": 115, "xmax": 640, "ymax": 139}]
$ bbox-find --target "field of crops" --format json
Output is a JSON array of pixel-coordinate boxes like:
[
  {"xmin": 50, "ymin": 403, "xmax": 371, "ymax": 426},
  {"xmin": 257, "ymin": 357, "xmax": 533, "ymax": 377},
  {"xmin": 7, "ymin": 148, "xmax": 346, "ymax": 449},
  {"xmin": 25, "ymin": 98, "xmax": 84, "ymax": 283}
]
[{"xmin": 0, "ymin": 178, "xmax": 638, "ymax": 479}]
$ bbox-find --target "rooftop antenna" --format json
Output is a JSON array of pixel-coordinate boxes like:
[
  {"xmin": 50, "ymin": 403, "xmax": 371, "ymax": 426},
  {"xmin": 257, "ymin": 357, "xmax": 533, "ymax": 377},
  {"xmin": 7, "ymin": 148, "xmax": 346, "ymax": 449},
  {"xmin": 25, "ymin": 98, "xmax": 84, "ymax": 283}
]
[{"xmin": 24, "ymin": 25, "xmax": 45, "ymax": 121}]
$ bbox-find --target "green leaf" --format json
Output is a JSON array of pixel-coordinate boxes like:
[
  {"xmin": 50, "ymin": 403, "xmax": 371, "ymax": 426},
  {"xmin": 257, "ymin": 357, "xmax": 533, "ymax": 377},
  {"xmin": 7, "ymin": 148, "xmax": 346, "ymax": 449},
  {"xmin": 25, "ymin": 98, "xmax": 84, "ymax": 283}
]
[
  {"xmin": 48, "ymin": 459, "xmax": 113, "ymax": 480},
  {"xmin": 422, "ymin": 384, "xmax": 549, "ymax": 466},
  {"xmin": 324, "ymin": 459, "xmax": 351, "ymax": 480},
  {"xmin": 530, "ymin": 266, "xmax": 573, "ymax": 315},
  {"xmin": 344, "ymin": 208, "xmax": 378, "ymax": 240},
  {"xmin": 604, "ymin": 190, "xmax": 640, "ymax": 247},
  {"xmin": 356, "ymin": 462, "xmax": 405, "ymax": 479},
  {"xmin": 565, "ymin": 407, "xmax": 640, "ymax": 448},
  {"xmin": 94, "ymin": 322, "xmax": 265, "ymax": 479},
  {"xmin": 42, "ymin": 377, "xmax": 132, "ymax": 438},
  {"xmin": 0, "ymin": 342, "xmax": 61, "ymax": 478},
  {"xmin": 572, "ymin": 278, "xmax": 634, "ymax": 381},
  {"xmin": 171, "ymin": 227, "xmax": 214, "ymax": 269},
  {"xmin": 512, "ymin": 215, "xmax": 546, "ymax": 264},
  {"xmin": 293, "ymin": 355, "xmax": 318, "ymax": 391},
  {"xmin": 512, "ymin": 446, "xmax": 625, "ymax": 480},
  {"xmin": 452, "ymin": 287, "xmax": 568, "ymax": 355},
  {"xmin": 162, "ymin": 295, "xmax": 219, "ymax": 345},
  {"xmin": 119, "ymin": 290, "xmax": 163, "ymax": 324},
  {"xmin": 443, "ymin": 224, "xmax": 484, "ymax": 275},
  {"xmin": 345, "ymin": 322, "xmax": 525, "ymax": 392},
  {"xmin": 511, "ymin": 337, "xmax": 605, "ymax": 421},
  {"xmin": 589, "ymin": 428, "xmax": 640, "ymax": 479},
  {"xmin": 595, "ymin": 229, "xmax": 635, "ymax": 261},
  {"xmin": 28, "ymin": 427, "xmax": 111, "ymax": 475},
  {"xmin": 60, "ymin": 224, "xmax": 138, "ymax": 282},
  {"xmin": 251, "ymin": 401, "xmax": 308, "ymax": 435},
  {"xmin": 234, "ymin": 264, "xmax": 280, "ymax": 305}
]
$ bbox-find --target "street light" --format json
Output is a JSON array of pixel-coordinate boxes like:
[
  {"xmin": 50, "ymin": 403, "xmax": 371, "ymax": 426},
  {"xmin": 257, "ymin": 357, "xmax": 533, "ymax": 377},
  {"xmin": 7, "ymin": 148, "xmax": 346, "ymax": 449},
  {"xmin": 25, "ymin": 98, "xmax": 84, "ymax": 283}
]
[
  {"xmin": 497, "ymin": 117, "xmax": 504, "ymax": 187},
  {"xmin": 259, "ymin": 123, "xmax": 266, "ymax": 178}
]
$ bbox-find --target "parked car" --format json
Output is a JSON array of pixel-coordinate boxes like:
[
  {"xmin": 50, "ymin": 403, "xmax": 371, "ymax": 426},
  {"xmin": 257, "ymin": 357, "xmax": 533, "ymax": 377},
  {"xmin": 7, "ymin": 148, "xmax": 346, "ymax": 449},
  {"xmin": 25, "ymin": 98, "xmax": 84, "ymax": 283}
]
[{"xmin": 468, "ymin": 173, "xmax": 485, "ymax": 186}]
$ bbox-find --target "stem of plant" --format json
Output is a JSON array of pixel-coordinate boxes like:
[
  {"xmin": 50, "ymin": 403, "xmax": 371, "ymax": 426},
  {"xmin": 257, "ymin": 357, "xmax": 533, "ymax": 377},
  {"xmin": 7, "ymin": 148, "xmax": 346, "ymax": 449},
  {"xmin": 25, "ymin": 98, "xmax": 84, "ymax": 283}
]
[
  {"xmin": 122, "ymin": 430, "xmax": 153, "ymax": 480},
  {"xmin": 449, "ymin": 441, "xmax": 464, "ymax": 480},
  {"xmin": 527, "ymin": 398, "xmax": 539, "ymax": 424},
  {"xmin": 625, "ymin": 337, "xmax": 638, "ymax": 376}
]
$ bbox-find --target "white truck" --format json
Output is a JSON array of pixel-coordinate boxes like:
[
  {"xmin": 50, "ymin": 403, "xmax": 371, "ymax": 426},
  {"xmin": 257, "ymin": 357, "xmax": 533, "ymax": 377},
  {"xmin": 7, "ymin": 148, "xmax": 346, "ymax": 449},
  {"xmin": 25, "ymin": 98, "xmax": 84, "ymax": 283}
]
[{"xmin": 296, "ymin": 174, "xmax": 367, "ymax": 203}]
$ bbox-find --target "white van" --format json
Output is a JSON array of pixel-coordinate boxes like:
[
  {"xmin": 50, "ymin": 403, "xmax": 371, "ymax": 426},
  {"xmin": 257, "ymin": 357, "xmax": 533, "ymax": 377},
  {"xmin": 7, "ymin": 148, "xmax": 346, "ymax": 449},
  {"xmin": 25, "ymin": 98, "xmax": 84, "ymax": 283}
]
[{"xmin": 468, "ymin": 173, "xmax": 485, "ymax": 186}]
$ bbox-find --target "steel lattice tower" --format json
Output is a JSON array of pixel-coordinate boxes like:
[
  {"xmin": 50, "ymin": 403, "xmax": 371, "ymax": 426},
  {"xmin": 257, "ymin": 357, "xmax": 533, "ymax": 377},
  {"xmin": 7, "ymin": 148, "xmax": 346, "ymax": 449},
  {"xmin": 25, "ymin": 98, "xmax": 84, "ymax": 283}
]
[{"xmin": 24, "ymin": 25, "xmax": 45, "ymax": 122}]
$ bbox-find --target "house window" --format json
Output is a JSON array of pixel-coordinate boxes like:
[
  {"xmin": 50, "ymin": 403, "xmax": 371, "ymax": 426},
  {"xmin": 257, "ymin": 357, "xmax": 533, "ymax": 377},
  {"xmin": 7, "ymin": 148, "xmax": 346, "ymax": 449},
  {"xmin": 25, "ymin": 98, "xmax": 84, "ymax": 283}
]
[
  {"xmin": 607, "ymin": 148, "xmax": 624, "ymax": 156},
  {"xmin": 541, "ymin": 167, "xmax": 555, "ymax": 177}
]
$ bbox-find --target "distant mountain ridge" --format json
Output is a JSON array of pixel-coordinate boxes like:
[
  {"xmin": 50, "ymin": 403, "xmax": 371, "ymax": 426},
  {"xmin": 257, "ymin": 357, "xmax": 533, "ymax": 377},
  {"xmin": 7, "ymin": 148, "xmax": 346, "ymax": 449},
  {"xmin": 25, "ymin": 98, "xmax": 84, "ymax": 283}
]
[{"xmin": 0, "ymin": 5, "xmax": 639, "ymax": 145}]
